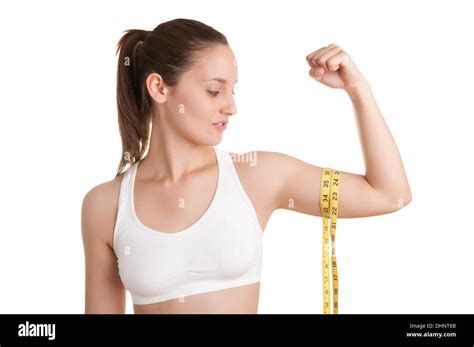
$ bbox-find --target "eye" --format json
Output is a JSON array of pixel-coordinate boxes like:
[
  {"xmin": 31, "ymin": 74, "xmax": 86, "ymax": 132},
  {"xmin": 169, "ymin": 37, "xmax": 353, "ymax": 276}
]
[{"xmin": 207, "ymin": 90, "xmax": 220, "ymax": 97}]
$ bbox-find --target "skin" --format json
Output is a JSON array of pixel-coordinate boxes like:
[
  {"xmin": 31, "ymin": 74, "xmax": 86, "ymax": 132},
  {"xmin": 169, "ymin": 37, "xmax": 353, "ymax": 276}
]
[
  {"xmin": 139, "ymin": 44, "xmax": 238, "ymax": 183},
  {"xmin": 82, "ymin": 43, "xmax": 412, "ymax": 314}
]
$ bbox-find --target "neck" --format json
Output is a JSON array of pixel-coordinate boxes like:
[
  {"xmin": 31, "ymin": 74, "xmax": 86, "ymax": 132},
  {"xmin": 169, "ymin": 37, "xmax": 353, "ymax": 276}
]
[{"xmin": 138, "ymin": 121, "xmax": 213, "ymax": 184}]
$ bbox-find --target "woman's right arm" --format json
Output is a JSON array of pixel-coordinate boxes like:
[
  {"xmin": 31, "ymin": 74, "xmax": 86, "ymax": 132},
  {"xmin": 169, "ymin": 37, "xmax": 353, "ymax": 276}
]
[{"xmin": 81, "ymin": 179, "xmax": 126, "ymax": 314}]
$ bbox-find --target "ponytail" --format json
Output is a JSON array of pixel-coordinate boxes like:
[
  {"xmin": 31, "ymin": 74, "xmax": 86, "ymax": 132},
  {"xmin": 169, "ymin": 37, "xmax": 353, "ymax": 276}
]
[
  {"xmin": 114, "ymin": 19, "xmax": 229, "ymax": 177},
  {"xmin": 115, "ymin": 29, "xmax": 153, "ymax": 177}
]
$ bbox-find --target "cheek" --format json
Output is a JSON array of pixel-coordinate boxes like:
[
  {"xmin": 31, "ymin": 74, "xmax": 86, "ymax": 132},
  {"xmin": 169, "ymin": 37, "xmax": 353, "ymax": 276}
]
[{"xmin": 174, "ymin": 92, "xmax": 215, "ymax": 120}]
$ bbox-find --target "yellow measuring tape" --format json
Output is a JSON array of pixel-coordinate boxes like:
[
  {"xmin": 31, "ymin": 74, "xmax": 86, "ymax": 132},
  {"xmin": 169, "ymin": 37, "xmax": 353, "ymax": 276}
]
[{"xmin": 320, "ymin": 168, "xmax": 341, "ymax": 314}]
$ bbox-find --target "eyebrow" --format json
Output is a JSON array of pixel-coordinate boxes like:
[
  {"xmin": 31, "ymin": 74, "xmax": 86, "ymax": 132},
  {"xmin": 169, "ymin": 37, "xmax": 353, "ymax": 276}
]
[{"xmin": 202, "ymin": 78, "xmax": 238, "ymax": 84}]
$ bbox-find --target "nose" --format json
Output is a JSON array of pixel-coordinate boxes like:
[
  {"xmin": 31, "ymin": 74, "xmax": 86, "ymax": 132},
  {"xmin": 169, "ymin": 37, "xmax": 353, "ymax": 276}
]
[{"xmin": 221, "ymin": 96, "xmax": 237, "ymax": 117}]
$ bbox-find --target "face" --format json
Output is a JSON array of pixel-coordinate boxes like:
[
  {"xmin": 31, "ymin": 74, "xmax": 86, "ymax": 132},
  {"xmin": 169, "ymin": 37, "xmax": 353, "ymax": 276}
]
[{"xmin": 152, "ymin": 44, "xmax": 238, "ymax": 146}]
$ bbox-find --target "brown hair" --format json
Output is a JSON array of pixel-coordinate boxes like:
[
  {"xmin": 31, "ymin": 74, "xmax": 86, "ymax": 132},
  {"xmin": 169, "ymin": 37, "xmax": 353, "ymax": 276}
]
[{"xmin": 114, "ymin": 18, "xmax": 229, "ymax": 177}]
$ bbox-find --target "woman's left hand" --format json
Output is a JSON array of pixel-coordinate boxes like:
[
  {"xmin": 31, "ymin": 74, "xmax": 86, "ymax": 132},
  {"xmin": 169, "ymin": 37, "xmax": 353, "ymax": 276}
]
[{"xmin": 306, "ymin": 43, "xmax": 367, "ymax": 91}]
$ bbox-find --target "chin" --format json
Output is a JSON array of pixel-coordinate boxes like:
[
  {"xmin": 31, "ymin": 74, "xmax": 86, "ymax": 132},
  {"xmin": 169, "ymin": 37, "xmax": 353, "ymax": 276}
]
[{"xmin": 175, "ymin": 126, "xmax": 219, "ymax": 147}]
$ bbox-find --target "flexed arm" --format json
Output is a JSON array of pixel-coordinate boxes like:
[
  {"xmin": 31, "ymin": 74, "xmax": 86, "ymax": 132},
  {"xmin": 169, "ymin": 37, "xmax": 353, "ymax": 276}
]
[
  {"xmin": 306, "ymin": 43, "xmax": 412, "ymax": 209},
  {"xmin": 250, "ymin": 44, "xmax": 411, "ymax": 218}
]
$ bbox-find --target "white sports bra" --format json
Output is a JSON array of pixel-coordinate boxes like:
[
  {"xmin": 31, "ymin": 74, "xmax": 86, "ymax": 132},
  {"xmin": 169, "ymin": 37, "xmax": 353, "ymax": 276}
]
[{"xmin": 112, "ymin": 147, "xmax": 264, "ymax": 305}]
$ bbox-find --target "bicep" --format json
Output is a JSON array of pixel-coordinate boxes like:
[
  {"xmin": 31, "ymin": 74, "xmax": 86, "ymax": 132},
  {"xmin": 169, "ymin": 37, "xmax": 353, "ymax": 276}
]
[
  {"xmin": 269, "ymin": 152, "xmax": 404, "ymax": 218},
  {"xmin": 81, "ymin": 185, "xmax": 126, "ymax": 314}
]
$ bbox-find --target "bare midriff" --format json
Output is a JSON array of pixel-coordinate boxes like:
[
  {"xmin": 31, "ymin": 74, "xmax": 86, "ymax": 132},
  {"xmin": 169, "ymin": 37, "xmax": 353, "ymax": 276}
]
[{"xmin": 133, "ymin": 282, "xmax": 260, "ymax": 314}]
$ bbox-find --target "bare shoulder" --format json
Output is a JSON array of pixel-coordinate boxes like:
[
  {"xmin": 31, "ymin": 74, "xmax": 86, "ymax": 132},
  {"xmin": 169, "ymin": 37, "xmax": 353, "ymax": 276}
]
[
  {"xmin": 228, "ymin": 150, "xmax": 280, "ymax": 174},
  {"xmin": 81, "ymin": 172, "xmax": 125, "ymax": 249},
  {"xmin": 81, "ymin": 171, "xmax": 128, "ymax": 313},
  {"xmin": 228, "ymin": 150, "xmax": 283, "ymax": 174},
  {"xmin": 228, "ymin": 150, "xmax": 281, "ymax": 211}
]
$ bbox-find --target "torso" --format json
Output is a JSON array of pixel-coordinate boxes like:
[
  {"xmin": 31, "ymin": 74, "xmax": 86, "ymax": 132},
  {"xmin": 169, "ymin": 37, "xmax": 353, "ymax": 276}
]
[{"xmin": 107, "ymin": 149, "xmax": 276, "ymax": 314}]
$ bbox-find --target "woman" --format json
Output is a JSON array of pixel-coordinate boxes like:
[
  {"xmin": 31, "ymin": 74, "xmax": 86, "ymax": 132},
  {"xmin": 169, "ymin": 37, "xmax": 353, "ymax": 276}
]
[{"xmin": 81, "ymin": 18, "xmax": 412, "ymax": 314}]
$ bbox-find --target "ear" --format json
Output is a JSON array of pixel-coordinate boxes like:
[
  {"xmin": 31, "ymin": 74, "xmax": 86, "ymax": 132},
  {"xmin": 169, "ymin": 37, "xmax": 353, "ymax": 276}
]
[{"xmin": 146, "ymin": 73, "xmax": 169, "ymax": 104}]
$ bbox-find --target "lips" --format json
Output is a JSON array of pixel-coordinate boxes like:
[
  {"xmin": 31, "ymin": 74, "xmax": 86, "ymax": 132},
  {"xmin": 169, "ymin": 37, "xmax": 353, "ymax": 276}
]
[
  {"xmin": 213, "ymin": 122, "xmax": 227, "ymax": 131},
  {"xmin": 212, "ymin": 121, "xmax": 228, "ymax": 125}
]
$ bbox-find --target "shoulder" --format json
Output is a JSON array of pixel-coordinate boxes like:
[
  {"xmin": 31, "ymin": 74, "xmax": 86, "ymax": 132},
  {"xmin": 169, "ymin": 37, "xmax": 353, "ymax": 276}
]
[
  {"xmin": 82, "ymin": 174, "xmax": 124, "ymax": 208},
  {"xmin": 227, "ymin": 150, "xmax": 284, "ymax": 209},
  {"xmin": 229, "ymin": 150, "xmax": 318, "ymax": 179},
  {"xmin": 227, "ymin": 150, "xmax": 319, "ymax": 209},
  {"xmin": 228, "ymin": 150, "xmax": 287, "ymax": 173},
  {"xmin": 81, "ymin": 172, "xmax": 126, "ymax": 249}
]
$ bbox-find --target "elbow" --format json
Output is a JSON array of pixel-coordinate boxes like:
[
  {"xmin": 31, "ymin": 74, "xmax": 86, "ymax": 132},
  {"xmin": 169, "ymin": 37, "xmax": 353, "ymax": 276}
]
[
  {"xmin": 395, "ymin": 191, "xmax": 412, "ymax": 211},
  {"xmin": 401, "ymin": 186, "xmax": 413, "ymax": 208},
  {"xmin": 383, "ymin": 188, "xmax": 412, "ymax": 212},
  {"xmin": 399, "ymin": 194, "xmax": 412, "ymax": 210}
]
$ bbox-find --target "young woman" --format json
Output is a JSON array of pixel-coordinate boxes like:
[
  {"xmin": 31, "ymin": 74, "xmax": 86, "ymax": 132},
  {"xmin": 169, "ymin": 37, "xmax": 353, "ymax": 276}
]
[{"xmin": 81, "ymin": 18, "xmax": 412, "ymax": 314}]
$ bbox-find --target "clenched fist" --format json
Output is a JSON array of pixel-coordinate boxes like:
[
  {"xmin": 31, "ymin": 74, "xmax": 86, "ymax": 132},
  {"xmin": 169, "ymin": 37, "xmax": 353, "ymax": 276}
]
[{"xmin": 306, "ymin": 43, "xmax": 367, "ymax": 91}]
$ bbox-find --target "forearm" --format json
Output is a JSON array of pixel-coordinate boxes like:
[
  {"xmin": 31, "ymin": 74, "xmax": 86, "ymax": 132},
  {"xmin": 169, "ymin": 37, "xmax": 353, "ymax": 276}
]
[{"xmin": 346, "ymin": 80, "xmax": 412, "ymax": 206}]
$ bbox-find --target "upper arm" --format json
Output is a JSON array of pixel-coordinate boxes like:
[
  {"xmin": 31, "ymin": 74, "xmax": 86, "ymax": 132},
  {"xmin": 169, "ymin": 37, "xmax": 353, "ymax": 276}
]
[
  {"xmin": 259, "ymin": 151, "xmax": 411, "ymax": 218},
  {"xmin": 81, "ymin": 179, "xmax": 126, "ymax": 313}
]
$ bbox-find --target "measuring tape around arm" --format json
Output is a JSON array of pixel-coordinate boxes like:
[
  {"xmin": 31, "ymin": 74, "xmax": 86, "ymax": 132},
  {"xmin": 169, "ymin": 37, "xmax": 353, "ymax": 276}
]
[{"xmin": 320, "ymin": 168, "xmax": 341, "ymax": 314}]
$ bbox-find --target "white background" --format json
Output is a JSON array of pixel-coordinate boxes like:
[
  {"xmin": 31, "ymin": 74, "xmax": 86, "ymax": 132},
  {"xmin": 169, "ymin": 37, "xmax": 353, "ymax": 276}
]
[{"xmin": 0, "ymin": 0, "xmax": 473, "ymax": 314}]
